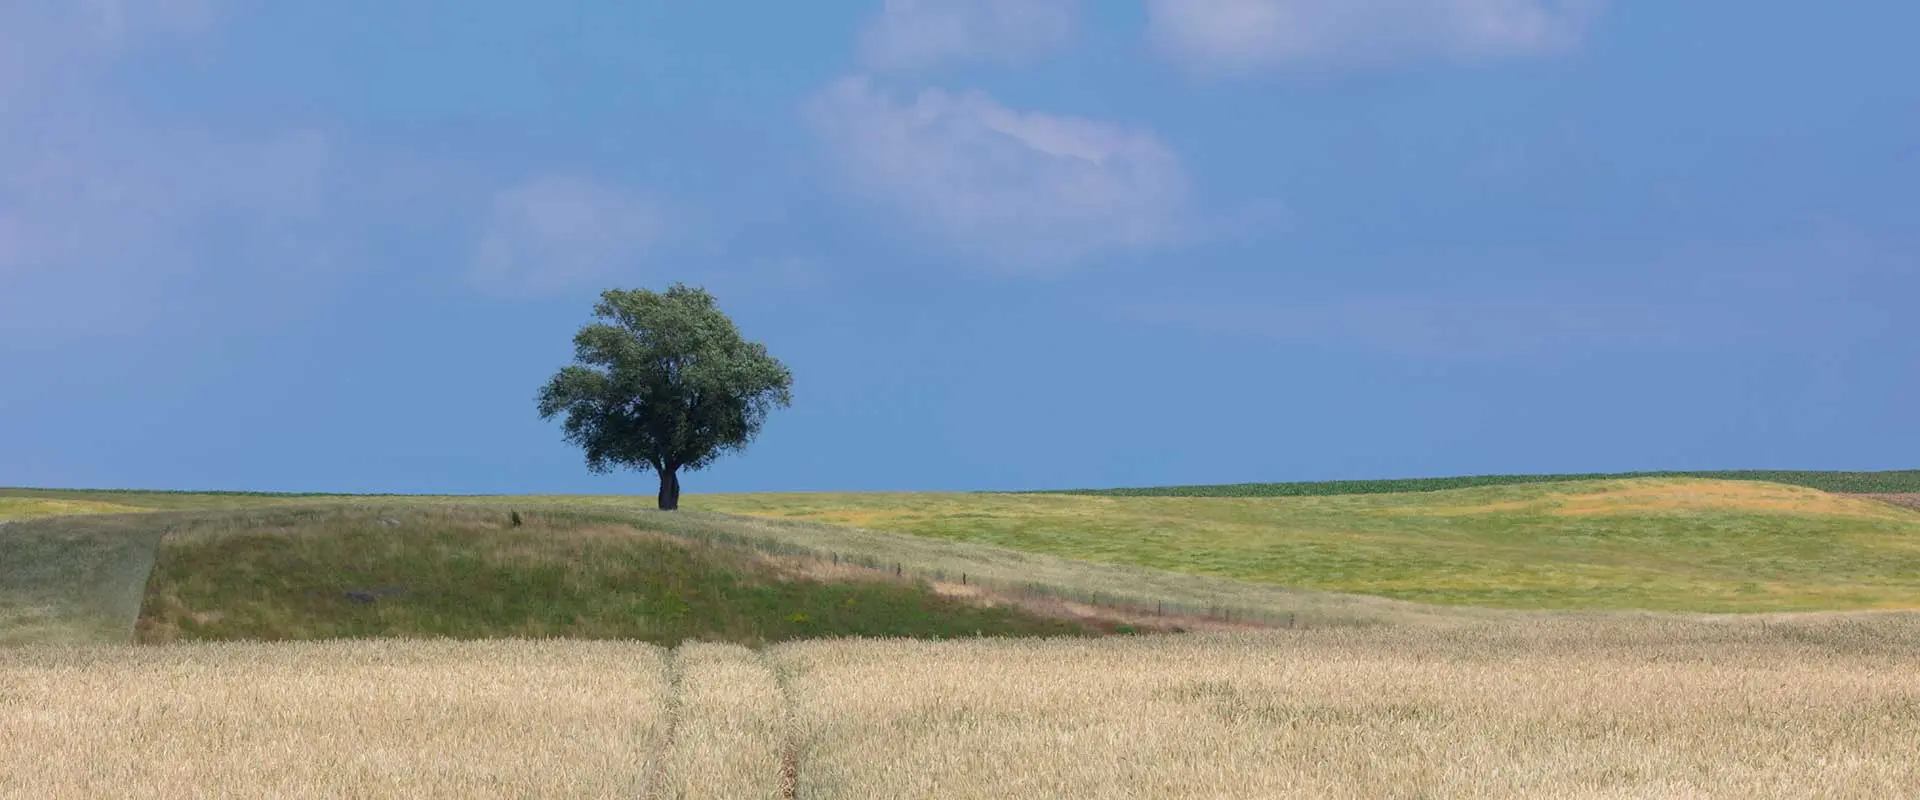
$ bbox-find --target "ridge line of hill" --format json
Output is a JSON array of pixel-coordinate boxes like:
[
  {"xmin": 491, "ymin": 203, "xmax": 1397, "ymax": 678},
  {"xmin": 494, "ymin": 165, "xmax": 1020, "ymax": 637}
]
[
  {"xmin": 4, "ymin": 469, "xmax": 1919, "ymax": 501},
  {"xmin": 1015, "ymin": 470, "xmax": 1920, "ymax": 497}
]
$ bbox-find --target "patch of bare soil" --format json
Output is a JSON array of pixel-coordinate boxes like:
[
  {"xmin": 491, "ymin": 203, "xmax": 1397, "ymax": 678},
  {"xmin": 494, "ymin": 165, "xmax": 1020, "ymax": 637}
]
[
  {"xmin": 1852, "ymin": 493, "xmax": 1920, "ymax": 512},
  {"xmin": 752, "ymin": 552, "xmax": 1279, "ymax": 635}
]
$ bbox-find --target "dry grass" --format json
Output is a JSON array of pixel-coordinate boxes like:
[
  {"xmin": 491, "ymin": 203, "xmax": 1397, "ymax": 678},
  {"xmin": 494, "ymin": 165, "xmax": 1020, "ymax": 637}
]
[
  {"xmin": 0, "ymin": 639, "xmax": 671, "ymax": 798},
  {"xmin": 656, "ymin": 642, "xmax": 792, "ymax": 799},
  {"xmin": 0, "ymin": 497, "xmax": 147, "ymax": 522},
  {"xmin": 1861, "ymin": 493, "xmax": 1920, "ymax": 512},
  {"xmin": 1372, "ymin": 480, "xmax": 1915, "ymax": 519},
  {"xmin": 5, "ymin": 614, "xmax": 1918, "ymax": 798},
  {"xmin": 1545, "ymin": 480, "xmax": 1910, "ymax": 518},
  {"xmin": 776, "ymin": 615, "xmax": 1920, "ymax": 799}
]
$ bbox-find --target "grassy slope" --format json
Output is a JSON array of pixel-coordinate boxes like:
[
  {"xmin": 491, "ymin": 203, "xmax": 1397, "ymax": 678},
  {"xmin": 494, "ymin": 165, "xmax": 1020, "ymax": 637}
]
[
  {"xmin": 0, "ymin": 514, "xmax": 165, "ymax": 645},
  {"xmin": 136, "ymin": 505, "xmax": 1099, "ymax": 646},
  {"xmin": 11, "ymin": 472, "xmax": 1920, "ymax": 633},
  {"xmin": 9, "ymin": 500, "xmax": 1461, "ymax": 647},
  {"xmin": 690, "ymin": 478, "xmax": 1920, "ymax": 613}
]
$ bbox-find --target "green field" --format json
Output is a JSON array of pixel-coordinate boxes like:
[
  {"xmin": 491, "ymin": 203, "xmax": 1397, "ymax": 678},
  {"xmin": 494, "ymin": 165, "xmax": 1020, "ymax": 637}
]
[
  {"xmin": 691, "ymin": 478, "xmax": 1920, "ymax": 613},
  {"xmin": 8, "ymin": 474, "xmax": 1920, "ymax": 649},
  {"xmin": 4, "ymin": 505, "xmax": 1112, "ymax": 648},
  {"xmin": 136, "ymin": 505, "xmax": 1098, "ymax": 645}
]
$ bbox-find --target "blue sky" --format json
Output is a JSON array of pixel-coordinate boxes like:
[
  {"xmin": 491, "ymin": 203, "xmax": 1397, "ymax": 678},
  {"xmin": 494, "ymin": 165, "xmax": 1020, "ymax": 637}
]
[{"xmin": 1, "ymin": 1, "xmax": 1915, "ymax": 495}]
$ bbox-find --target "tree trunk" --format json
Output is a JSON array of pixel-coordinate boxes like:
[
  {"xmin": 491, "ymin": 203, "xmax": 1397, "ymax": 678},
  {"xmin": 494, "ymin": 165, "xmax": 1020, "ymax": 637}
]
[{"xmin": 657, "ymin": 468, "xmax": 681, "ymax": 511}]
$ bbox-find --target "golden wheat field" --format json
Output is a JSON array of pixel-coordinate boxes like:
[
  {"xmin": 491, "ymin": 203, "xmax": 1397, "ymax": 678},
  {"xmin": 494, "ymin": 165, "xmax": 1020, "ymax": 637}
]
[
  {"xmin": 5, "ymin": 614, "xmax": 1918, "ymax": 799},
  {"xmin": 0, "ymin": 639, "xmax": 672, "ymax": 798}
]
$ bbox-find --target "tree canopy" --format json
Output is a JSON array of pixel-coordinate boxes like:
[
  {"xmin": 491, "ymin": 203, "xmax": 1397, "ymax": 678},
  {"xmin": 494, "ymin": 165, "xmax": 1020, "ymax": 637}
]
[{"xmin": 537, "ymin": 284, "xmax": 792, "ymax": 510}]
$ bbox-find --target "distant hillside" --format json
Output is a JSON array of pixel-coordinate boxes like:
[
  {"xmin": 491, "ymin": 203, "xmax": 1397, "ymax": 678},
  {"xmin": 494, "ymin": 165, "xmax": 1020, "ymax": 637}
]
[{"xmin": 1023, "ymin": 470, "xmax": 1920, "ymax": 498}]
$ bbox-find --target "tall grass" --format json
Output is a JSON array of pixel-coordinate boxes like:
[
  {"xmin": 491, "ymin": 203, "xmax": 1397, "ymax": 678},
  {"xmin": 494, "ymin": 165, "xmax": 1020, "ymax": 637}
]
[
  {"xmin": 0, "ymin": 639, "xmax": 671, "ymax": 798},
  {"xmin": 137, "ymin": 505, "xmax": 1099, "ymax": 646},
  {"xmin": 656, "ymin": 643, "xmax": 792, "ymax": 799},
  {"xmin": 10, "ymin": 615, "xmax": 1915, "ymax": 798},
  {"xmin": 0, "ymin": 514, "xmax": 164, "ymax": 645},
  {"xmin": 777, "ymin": 615, "xmax": 1920, "ymax": 798}
]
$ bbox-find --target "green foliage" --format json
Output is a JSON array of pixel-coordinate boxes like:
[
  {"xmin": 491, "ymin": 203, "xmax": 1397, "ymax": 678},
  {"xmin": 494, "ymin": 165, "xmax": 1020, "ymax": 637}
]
[
  {"xmin": 1023, "ymin": 470, "xmax": 1920, "ymax": 498},
  {"xmin": 135, "ymin": 507, "xmax": 1093, "ymax": 646},
  {"xmin": 536, "ymin": 284, "xmax": 792, "ymax": 509}
]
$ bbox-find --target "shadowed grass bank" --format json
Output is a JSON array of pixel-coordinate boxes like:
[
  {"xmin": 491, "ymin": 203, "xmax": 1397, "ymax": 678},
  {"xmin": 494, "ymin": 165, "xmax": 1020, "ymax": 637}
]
[
  {"xmin": 0, "ymin": 514, "xmax": 164, "ymax": 645},
  {"xmin": 136, "ymin": 507, "xmax": 1102, "ymax": 646}
]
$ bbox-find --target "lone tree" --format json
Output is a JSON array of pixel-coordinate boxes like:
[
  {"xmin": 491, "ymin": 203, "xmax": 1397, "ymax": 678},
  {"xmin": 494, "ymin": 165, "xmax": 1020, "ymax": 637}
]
[{"xmin": 537, "ymin": 284, "xmax": 792, "ymax": 510}]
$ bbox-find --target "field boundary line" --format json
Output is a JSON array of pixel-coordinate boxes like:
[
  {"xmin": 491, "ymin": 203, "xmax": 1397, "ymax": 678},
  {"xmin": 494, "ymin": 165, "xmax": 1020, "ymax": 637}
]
[
  {"xmin": 643, "ymin": 645, "xmax": 686, "ymax": 799},
  {"xmin": 760, "ymin": 646, "xmax": 803, "ymax": 800}
]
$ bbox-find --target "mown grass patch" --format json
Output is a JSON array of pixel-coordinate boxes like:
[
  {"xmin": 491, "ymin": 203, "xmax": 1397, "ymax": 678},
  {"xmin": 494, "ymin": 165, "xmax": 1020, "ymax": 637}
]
[
  {"xmin": 136, "ymin": 507, "xmax": 1099, "ymax": 646},
  {"xmin": 690, "ymin": 478, "xmax": 1920, "ymax": 613},
  {"xmin": 0, "ymin": 497, "xmax": 149, "ymax": 522}
]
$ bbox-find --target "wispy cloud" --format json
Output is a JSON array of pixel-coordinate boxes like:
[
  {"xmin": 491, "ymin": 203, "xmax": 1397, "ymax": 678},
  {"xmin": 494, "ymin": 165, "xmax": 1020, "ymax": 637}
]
[
  {"xmin": 1113, "ymin": 232, "xmax": 1902, "ymax": 362},
  {"xmin": 470, "ymin": 174, "xmax": 674, "ymax": 295},
  {"xmin": 860, "ymin": 0, "xmax": 1079, "ymax": 71},
  {"xmin": 0, "ymin": 1, "xmax": 346, "ymax": 336},
  {"xmin": 803, "ymin": 76, "xmax": 1191, "ymax": 271},
  {"xmin": 1147, "ymin": 0, "xmax": 1602, "ymax": 74}
]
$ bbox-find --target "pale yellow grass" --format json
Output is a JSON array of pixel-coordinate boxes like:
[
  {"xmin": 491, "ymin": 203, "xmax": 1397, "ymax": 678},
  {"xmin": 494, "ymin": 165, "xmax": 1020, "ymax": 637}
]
[
  {"xmin": 1550, "ymin": 480, "xmax": 1910, "ymax": 518},
  {"xmin": 1379, "ymin": 481, "xmax": 1912, "ymax": 519},
  {"xmin": 8, "ymin": 617, "xmax": 1918, "ymax": 798},
  {"xmin": 0, "ymin": 639, "xmax": 670, "ymax": 799},
  {"xmin": 655, "ymin": 642, "xmax": 792, "ymax": 799},
  {"xmin": 778, "ymin": 615, "xmax": 1920, "ymax": 799},
  {"xmin": 0, "ymin": 497, "xmax": 146, "ymax": 522}
]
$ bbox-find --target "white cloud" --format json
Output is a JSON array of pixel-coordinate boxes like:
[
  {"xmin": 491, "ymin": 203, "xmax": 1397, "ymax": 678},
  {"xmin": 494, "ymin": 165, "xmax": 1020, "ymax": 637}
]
[
  {"xmin": 0, "ymin": 0, "xmax": 213, "ymax": 104},
  {"xmin": 1147, "ymin": 0, "xmax": 1601, "ymax": 74},
  {"xmin": 470, "ymin": 174, "xmax": 672, "ymax": 294},
  {"xmin": 0, "ymin": 1, "xmax": 346, "ymax": 336},
  {"xmin": 861, "ymin": 0, "xmax": 1079, "ymax": 70},
  {"xmin": 804, "ymin": 76, "xmax": 1191, "ymax": 270}
]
